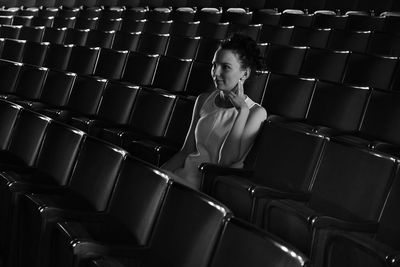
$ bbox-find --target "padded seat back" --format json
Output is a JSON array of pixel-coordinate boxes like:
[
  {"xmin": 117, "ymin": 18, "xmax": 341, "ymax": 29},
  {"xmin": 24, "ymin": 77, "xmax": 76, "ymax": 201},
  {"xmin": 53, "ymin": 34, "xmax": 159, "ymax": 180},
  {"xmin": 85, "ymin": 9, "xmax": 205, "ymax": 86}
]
[
  {"xmin": 69, "ymin": 136, "xmax": 127, "ymax": 211},
  {"xmin": 150, "ymin": 182, "xmax": 232, "ymax": 267},
  {"xmin": 309, "ymin": 140, "xmax": 397, "ymax": 221},
  {"xmin": 0, "ymin": 60, "xmax": 22, "ymax": 95},
  {"xmin": 109, "ymin": 156, "xmax": 172, "ymax": 245},
  {"xmin": 306, "ymin": 81, "xmax": 369, "ymax": 132},
  {"xmin": 35, "ymin": 122, "xmax": 85, "ymax": 186},
  {"xmin": 7, "ymin": 109, "xmax": 51, "ymax": 167},
  {"xmin": 0, "ymin": 100, "xmax": 22, "ymax": 150},
  {"xmin": 210, "ymin": 218, "xmax": 310, "ymax": 267},
  {"xmin": 14, "ymin": 65, "xmax": 48, "ymax": 100},
  {"xmin": 122, "ymin": 52, "xmax": 159, "ymax": 86},
  {"xmin": 40, "ymin": 70, "xmax": 76, "ymax": 107}
]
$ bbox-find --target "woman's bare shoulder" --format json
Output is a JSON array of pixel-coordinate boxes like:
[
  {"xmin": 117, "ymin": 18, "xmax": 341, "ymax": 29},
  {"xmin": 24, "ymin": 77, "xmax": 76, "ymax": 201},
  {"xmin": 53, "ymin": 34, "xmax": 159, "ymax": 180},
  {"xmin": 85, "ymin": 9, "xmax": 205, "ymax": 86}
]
[{"xmin": 249, "ymin": 104, "xmax": 267, "ymax": 122}]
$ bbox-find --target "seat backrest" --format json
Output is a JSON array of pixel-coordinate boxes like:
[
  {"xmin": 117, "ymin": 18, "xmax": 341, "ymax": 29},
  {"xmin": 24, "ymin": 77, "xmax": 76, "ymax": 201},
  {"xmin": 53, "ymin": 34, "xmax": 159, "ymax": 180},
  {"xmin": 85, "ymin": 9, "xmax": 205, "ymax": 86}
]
[
  {"xmin": 64, "ymin": 28, "xmax": 89, "ymax": 46},
  {"xmin": 96, "ymin": 17, "xmax": 122, "ymax": 31},
  {"xmin": 326, "ymin": 29, "xmax": 371, "ymax": 53},
  {"xmin": 290, "ymin": 27, "xmax": 331, "ymax": 49},
  {"xmin": 280, "ymin": 13, "xmax": 314, "ymax": 27},
  {"xmin": 342, "ymin": 52, "xmax": 398, "ymax": 90},
  {"xmin": 263, "ymin": 73, "xmax": 316, "ymax": 120},
  {"xmin": 197, "ymin": 21, "xmax": 228, "ymax": 39},
  {"xmin": 0, "ymin": 100, "xmax": 22, "ymax": 150},
  {"xmin": 299, "ymin": 48, "xmax": 350, "ymax": 83},
  {"xmin": 73, "ymin": 17, "xmax": 98, "ymax": 30},
  {"xmin": 85, "ymin": 29, "xmax": 115, "ymax": 49},
  {"xmin": 1, "ymin": 38, "xmax": 26, "ymax": 62},
  {"xmin": 258, "ymin": 24, "xmax": 294, "ymax": 45},
  {"xmin": 151, "ymin": 56, "xmax": 192, "ymax": 93},
  {"xmin": 345, "ymin": 14, "xmax": 385, "ymax": 31},
  {"xmin": 360, "ymin": 89, "xmax": 400, "ymax": 145},
  {"xmin": 150, "ymin": 182, "xmax": 232, "ymax": 267},
  {"xmin": 170, "ymin": 20, "xmax": 199, "ymax": 37},
  {"xmin": 165, "ymin": 35, "xmax": 200, "ymax": 59},
  {"xmin": 195, "ymin": 37, "xmax": 221, "ymax": 63},
  {"xmin": 120, "ymin": 18, "xmax": 146, "ymax": 33},
  {"xmin": 42, "ymin": 26, "xmax": 66, "ymax": 44},
  {"xmin": 7, "ymin": 109, "xmax": 51, "ymax": 167},
  {"xmin": 0, "ymin": 24, "xmax": 22, "ymax": 39},
  {"xmin": 185, "ymin": 60, "xmax": 215, "ymax": 95},
  {"xmin": 111, "ymin": 31, "xmax": 140, "ymax": 51},
  {"xmin": 252, "ymin": 123, "xmax": 326, "ymax": 191},
  {"xmin": 21, "ymin": 41, "xmax": 48, "ymax": 66},
  {"xmin": 306, "ymin": 81, "xmax": 369, "ymax": 132},
  {"xmin": 143, "ymin": 19, "xmax": 172, "ymax": 34},
  {"xmin": 210, "ymin": 218, "xmax": 310, "ymax": 267},
  {"xmin": 264, "ymin": 44, "xmax": 308, "ymax": 76},
  {"xmin": 109, "ymin": 156, "xmax": 172, "ymax": 245},
  {"xmin": 39, "ymin": 69, "xmax": 76, "ymax": 107},
  {"xmin": 68, "ymin": 136, "xmax": 127, "ymax": 211},
  {"xmin": 245, "ymin": 70, "xmax": 269, "ymax": 104},
  {"xmin": 128, "ymin": 89, "xmax": 176, "ymax": 137},
  {"xmin": 96, "ymin": 81, "xmax": 140, "ymax": 125},
  {"xmin": 13, "ymin": 65, "xmax": 48, "ymax": 100},
  {"xmin": 35, "ymin": 121, "xmax": 85, "ymax": 186},
  {"xmin": 366, "ymin": 31, "xmax": 400, "ymax": 57},
  {"xmin": 121, "ymin": 52, "xmax": 159, "ymax": 86},
  {"xmin": 0, "ymin": 60, "xmax": 22, "ymax": 95},
  {"xmin": 312, "ymin": 13, "xmax": 347, "ymax": 29},
  {"xmin": 309, "ymin": 140, "xmax": 397, "ymax": 221},
  {"xmin": 43, "ymin": 43, "xmax": 74, "ymax": 71},
  {"xmin": 67, "ymin": 45, "xmax": 100, "ymax": 75},
  {"xmin": 136, "ymin": 32, "xmax": 169, "ymax": 55},
  {"xmin": 67, "ymin": 76, "xmax": 107, "ymax": 116},
  {"xmin": 52, "ymin": 17, "xmax": 76, "ymax": 28},
  {"xmin": 94, "ymin": 48, "xmax": 129, "ymax": 80},
  {"xmin": 18, "ymin": 25, "xmax": 45, "ymax": 42}
]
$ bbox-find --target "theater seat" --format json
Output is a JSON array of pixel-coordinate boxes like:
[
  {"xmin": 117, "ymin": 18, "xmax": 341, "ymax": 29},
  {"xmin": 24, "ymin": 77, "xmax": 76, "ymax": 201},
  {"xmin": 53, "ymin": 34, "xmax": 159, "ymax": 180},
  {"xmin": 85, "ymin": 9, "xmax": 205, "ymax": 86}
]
[{"xmin": 16, "ymin": 136, "xmax": 127, "ymax": 267}]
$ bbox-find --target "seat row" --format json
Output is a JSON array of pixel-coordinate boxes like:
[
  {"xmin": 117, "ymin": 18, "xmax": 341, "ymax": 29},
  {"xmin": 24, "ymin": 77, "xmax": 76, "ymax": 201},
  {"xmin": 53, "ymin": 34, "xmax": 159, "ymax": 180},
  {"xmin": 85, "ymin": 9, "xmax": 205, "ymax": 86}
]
[
  {"xmin": 200, "ymin": 119, "xmax": 400, "ymax": 267},
  {"xmin": 0, "ymin": 99, "xmax": 310, "ymax": 267}
]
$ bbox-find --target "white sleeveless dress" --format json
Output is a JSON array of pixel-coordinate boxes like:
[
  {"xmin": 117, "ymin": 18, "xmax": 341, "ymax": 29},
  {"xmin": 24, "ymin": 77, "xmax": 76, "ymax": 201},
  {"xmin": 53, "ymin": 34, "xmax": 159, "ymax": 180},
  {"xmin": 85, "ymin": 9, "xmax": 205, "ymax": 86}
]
[{"xmin": 174, "ymin": 90, "xmax": 265, "ymax": 189}]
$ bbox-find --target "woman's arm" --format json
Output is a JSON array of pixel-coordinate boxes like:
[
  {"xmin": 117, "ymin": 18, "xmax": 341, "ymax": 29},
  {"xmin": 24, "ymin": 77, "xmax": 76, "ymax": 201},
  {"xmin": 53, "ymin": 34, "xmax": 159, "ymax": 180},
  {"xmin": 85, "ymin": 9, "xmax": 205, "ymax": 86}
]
[
  {"xmin": 218, "ymin": 105, "xmax": 266, "ymax": 166},
  {"xmin": 161, "ymin": 93, "xmax": 209, "ymax": 172}
]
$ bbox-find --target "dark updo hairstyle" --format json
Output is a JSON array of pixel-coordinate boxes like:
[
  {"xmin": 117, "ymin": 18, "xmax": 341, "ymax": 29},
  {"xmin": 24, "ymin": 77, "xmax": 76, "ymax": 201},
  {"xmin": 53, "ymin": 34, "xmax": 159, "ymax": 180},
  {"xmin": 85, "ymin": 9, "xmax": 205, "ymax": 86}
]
[{"xmin": 219, "ymin": 33, "xmax": 265, "ymax": 72}]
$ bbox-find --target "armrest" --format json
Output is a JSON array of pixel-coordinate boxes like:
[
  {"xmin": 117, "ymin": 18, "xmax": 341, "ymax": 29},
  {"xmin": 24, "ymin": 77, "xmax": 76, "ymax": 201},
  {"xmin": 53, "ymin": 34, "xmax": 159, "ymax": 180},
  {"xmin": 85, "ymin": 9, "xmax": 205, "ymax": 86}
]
[
  {"xmin": 312, "ymin": 216, "xmax": 378, "ymax": 232},
  {"xmin": 199, "ymin": 163, "xmax": 253, "ymax": 194},
  {"xmin": 252, "ymin": 186, "xmax": 311, "ymax": 201}
]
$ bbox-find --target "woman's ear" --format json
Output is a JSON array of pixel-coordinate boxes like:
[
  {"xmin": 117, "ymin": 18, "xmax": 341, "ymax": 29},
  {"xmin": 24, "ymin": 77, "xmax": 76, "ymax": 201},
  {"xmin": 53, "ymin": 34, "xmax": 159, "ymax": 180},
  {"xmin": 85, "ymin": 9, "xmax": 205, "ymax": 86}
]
[{"xmin": 241, "ymin": 67, "xmax": 251, "ymax": 81}]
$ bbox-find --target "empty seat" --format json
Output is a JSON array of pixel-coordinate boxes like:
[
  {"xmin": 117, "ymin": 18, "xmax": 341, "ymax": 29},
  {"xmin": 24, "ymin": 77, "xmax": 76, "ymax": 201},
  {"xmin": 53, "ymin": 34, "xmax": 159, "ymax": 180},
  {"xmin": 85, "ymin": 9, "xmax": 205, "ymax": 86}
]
[
  {"xmin": 243, "ymin": 70, "xmax": 269, "ymax": 104},
  {"xmin": 196, "ymin": 8, "xmax": 222, "ymax": 23},
  {"xmin": 280, "ymin": 13, "xmax": 314, "ymax": 27},
  {"xmin": 66, "ymin": 46, "xmax": 100, "ymax": 75},
  {"xmin": 96, "ymin": 17, "xmax": 122, "ymax": 31},
  {"xmin": 70, "ymin": 81, "xmax": 139, "ymax": 135},
  {"xmin": 262, "ymin": 73, "xmax": 316, "ymax": 121},
  {"xmin": 165, "ymin": 35, "xmax": 200, "ymax": 59},
  {"xmin": 264, "ymin": 44, "xmax": 308, "ymax": 76},
  {"xmin": 30, "ymin": 16, "xmax": 54, "ymax": 27},
  {"xmin": 122, "ymin": 7, "xmax": 148, "ymax": 20},
  {"xmin": 111, "ymin": 31, "xmax": 140, "ymax": 51},
  {"xmin": 303, "ymin": 81, "xmax": 369, "ymax": 132},
  {"xmin": 184, "ymin": 60, "xmax": 214, "ymax": 96},
  {"xmin": 258, "ymin": 24, "xmax": 294, "ymax": 45},
  {"xmin": 345, "ymin": 14, "xmax": 385, "ymax": 31},
  {"xmin": 0, "ymin": 39, "xmax": 26, "ymax": 62},
  {"xmin": 0, "ymin": 25, "xmax": 22, "ymax": 39},
  {"xmin": 226, "ymin": 23, "xmax": 261, "ymax": 42},
  {"xmin": 342, "ymin": 52, "xmax": 398, "ymax": 90},
  {"xmin": 221, "ymin": 9, "xmax": 252, "ymax": 25},
  {"xmin": 41, "ymin": 75, "xmax": 107, "ymax": 122},
  {"xmin": 299, "ymin": 48, "xmax": 350, "ymax": 83},
  {"xmin": 170, "ymin": 20, "xmax": 200, "ymax": 37},
  {"xmin": 63, "ymin": 28, "xmax": 89, "ymax": 46},
  {"xmin": 195, "ymin": 37, "xmax": 221, "ymax": 63},
  {"xmin": 121, "ymin": 52, "xmax": 159, "ymax": 86},
  {"xmin": 42, "ymin": 27, "xmax": 66, "ymax": 44},
  {"xmin": 18, "ymin": 26, "xmax": 45, "ymax": 42},
  {"xmin": 42, "ymin": 43, "xmax": 73, "ymax": 71},
  {"xmin": 120, "ymin": 18, "xmax": 146, "ymax": 33},
  {"xmin": 0, "ymin": 16, "xmax": 13, "ymax": 25},
  {"xmin": 136, "ymin": 33, "xmax": 169, "ymax": 55},
  {"xmin": 21, "ymin": 41, "xmax": 48, "ymax": 66},
  {"xmin": 0, "ymin": 100, "xmax": 22, "ymax": 151},
  {"xmin": 366, "ymin": 31, "xmax": 400, "ymax": 56},
  {"xmin": 326, "ymin": 29, "xmax": 371, "ymax": 53},
  {"xmin": 52, "ymin": 17, "xmax": 76, "ymax": 28},
  {"xmin": 197, "ymin": 22, "xmax": 229, "ymax": 39},
  {"xmin": 148, "ymin": 55, "xmax": 192, "ymax": 93},
  {"xmin": 93, "ymin": 48, "xmax": 128, "ymax": 80},
  {"xmin": 252, "ymin": 10, "xmax": 281, "ymax": 25},
  {"xmin": 265, "ymin": 139, "xmax": 397, "ymax": 258},
  {"xmin": 142, "ymin": 19, "xmax": 172, "ymax": 34},
  {"xmin": 9, "ymin": 65, "xmax": 48, "ymax": 102},
  {"xmin": 290, "ymin": 27, "xmax": 331, "ymax": 48},
  {"xmin": 85, "ymin": 29, "xmax": 115, "ymax": 48},
  {"xmin": 312, "ymin": 13, "xmax": 348, "ymax": 29},
  {"xmin": 17, "ymin": 136, "xmax": 127, "ymax": 267},
  {"xmin": 74, "ymin": 17, "xmax": 98, "ymax": 30},
  {"xmin": 12, "ymin": 15, "xmax": 33, "ymax": 26},
  {"xmin": 0, "ymin": 60, "xmax": 22, "ymax": 96}
]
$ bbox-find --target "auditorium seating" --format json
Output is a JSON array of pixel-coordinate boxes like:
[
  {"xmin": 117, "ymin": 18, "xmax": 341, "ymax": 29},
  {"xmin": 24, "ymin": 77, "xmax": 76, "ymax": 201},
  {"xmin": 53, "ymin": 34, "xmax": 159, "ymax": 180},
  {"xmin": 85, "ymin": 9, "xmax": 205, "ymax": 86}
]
[{"xmin": 0, "ymin": 2, "xmax": 398, "ymax": 267}]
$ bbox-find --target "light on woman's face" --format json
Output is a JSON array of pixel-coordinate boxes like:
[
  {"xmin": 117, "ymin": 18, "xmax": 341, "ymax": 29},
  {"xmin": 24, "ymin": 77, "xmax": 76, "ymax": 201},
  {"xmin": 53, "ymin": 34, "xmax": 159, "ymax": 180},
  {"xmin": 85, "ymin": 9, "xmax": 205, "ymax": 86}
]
[{"xmin": 211, "ymin": 49, "xmax": 245, "ymax": 92}]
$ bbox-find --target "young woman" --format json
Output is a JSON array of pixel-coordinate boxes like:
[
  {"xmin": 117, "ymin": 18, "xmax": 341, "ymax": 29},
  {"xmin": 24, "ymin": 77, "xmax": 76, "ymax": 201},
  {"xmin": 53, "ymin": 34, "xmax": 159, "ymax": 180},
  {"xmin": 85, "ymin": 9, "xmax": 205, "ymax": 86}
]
[{"xmin": 162, "ymin": 33, "xmax": 267, "ymax": 189}]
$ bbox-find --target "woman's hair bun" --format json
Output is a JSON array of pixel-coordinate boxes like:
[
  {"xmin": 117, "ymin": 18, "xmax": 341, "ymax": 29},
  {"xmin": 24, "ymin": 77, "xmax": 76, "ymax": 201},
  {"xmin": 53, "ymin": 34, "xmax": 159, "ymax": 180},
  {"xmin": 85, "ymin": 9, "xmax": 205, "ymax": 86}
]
[{"xmin": 219, "ymin": 33, "xmax": 265, "ymax": 71}]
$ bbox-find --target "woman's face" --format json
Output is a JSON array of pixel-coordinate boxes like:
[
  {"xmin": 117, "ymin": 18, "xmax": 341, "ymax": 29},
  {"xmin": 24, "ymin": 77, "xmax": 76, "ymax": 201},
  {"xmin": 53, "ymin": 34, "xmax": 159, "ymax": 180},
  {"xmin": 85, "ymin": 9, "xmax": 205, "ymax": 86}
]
[{"xmin": 211, "ymin": 48, "xmax": 247, "ymax": 92}]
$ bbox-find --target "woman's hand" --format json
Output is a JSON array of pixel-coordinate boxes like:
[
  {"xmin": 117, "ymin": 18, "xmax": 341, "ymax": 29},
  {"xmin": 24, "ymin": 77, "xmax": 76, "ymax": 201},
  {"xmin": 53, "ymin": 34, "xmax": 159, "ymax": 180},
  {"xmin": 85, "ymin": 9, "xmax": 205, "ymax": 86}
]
[{"xmin": 227, "ymin": 79, "xmax": 248, "ymax": 110}]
